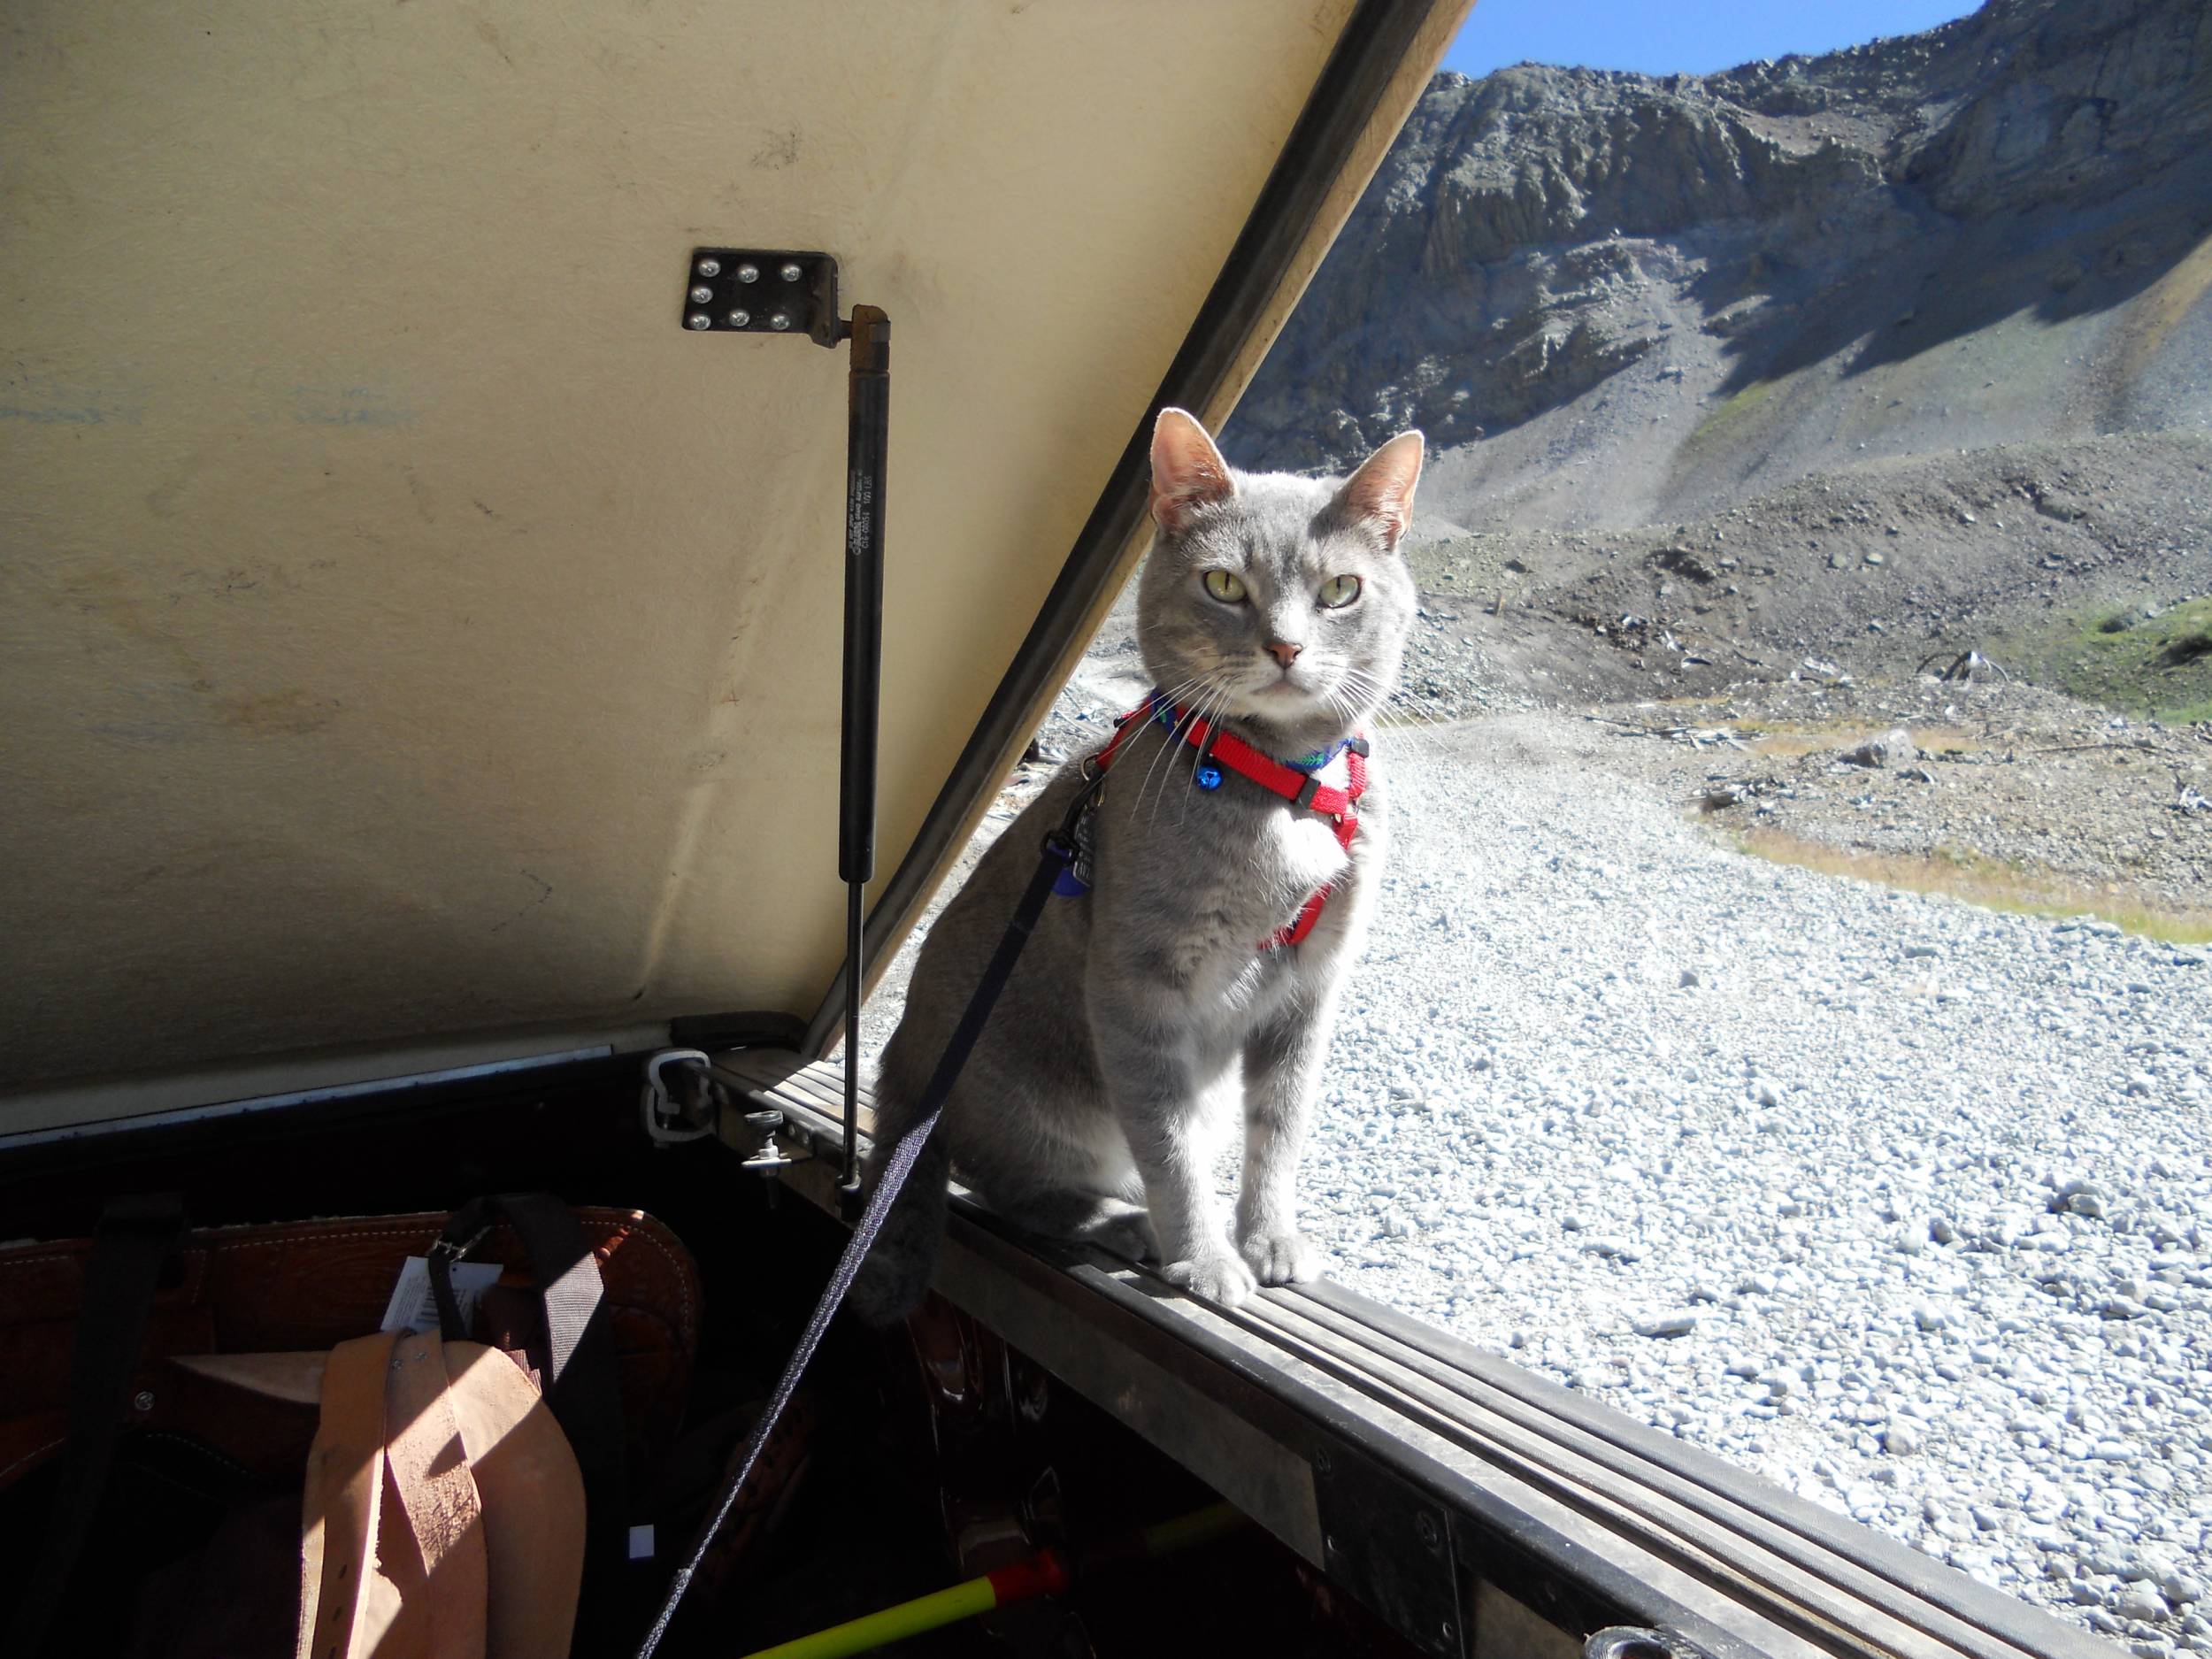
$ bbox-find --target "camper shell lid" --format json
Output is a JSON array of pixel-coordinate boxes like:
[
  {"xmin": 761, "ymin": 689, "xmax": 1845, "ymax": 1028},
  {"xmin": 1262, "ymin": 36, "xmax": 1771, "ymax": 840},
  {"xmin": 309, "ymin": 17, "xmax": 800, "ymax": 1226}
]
[{"xmin": 0, "ymin": 0, "xmax": 1452, "ymax": 1135}]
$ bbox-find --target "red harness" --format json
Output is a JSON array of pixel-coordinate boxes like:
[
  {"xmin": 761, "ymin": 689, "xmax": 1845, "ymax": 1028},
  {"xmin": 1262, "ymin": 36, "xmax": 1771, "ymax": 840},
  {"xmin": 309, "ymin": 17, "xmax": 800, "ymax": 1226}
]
[{"xmin": 1089, "ymin": 698, "xmax": 1369, "ymax": 952}]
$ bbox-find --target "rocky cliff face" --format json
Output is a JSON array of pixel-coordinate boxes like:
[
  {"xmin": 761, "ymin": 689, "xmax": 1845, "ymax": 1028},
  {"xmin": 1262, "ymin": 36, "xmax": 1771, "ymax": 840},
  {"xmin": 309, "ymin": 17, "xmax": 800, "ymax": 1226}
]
[{"xmin": 1226, "ymin": 0, "xmax": 2212, "ymax": 532}]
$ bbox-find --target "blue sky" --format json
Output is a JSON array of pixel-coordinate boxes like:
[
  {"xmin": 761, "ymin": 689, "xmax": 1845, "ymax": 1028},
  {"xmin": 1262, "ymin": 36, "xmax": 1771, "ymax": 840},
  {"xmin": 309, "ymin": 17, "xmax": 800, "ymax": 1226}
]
[{"xmin": 1440, "ymin": 0, "xmax": 1982, "ymax": 81}]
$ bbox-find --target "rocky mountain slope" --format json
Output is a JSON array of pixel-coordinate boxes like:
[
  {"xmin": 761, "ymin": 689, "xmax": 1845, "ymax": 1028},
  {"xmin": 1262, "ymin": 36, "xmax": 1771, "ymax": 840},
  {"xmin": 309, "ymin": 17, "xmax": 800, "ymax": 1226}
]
[
  {"xmin": 1228, "ymin": 0, "xmax": 2212, "ymax": 536},
  {"xmin": 1393, "ymin": 432, "xmax": 2212, "ymax": 718}
]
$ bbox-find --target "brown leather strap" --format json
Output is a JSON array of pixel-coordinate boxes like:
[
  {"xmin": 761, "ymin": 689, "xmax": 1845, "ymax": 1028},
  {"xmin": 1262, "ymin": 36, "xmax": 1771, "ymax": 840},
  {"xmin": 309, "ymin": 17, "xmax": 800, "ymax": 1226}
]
[
  {"xmin": 299, "ymin": 1330, "xmax": 401, "ymax": 1659},
  {"xmin": 442, "ymin": 1342, "xmax": 585, "ymax": 1659},
  {"xmin": 382, "ymin": 1333, "xmax": 489, "ymax": 1659},
  {"xmin": 303, "ymin": 1333, "xmax": 581, "ymax": 1659}
]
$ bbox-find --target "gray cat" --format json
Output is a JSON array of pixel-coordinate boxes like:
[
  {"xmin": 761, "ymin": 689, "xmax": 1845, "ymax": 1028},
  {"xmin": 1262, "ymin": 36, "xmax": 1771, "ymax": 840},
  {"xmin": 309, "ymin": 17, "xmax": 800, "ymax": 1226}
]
[{"xmin": 854, "ymin": 409, "xmax": 1424, "ymax": 1319}]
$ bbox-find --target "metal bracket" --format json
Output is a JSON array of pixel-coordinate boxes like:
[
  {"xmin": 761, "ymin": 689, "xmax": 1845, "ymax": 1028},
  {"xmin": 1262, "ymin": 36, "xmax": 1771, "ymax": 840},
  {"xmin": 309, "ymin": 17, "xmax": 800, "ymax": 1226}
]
[
  {"xmin": 640, "ymin": 1048, "xmax": 717, "ymax": 1147},
  {"xmin": 1313, "ymin": 1440, "xmax": 1465, "ymax": 1657},
  {"xmin": 680, "ymin": 249, "xmax": 841, "ymax": 346},
  {"xmin": 734, "ymin": 1108, "xmax": 795, "ymax": 1175}
]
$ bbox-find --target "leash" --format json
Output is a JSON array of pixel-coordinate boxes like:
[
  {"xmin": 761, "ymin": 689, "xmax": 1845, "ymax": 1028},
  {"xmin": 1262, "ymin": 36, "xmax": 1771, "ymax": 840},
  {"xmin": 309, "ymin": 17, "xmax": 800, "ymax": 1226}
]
[{"xmin": 634, "ymin": 801, "xmax": 1091, "ymax": 1656}]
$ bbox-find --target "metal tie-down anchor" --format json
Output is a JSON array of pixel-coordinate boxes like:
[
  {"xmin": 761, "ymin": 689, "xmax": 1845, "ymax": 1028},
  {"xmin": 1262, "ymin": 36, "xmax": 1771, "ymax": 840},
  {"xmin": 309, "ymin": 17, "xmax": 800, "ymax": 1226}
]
[{"xmin": 736, "ymin": 1108, "xmax": 793, "ymax": 1175}]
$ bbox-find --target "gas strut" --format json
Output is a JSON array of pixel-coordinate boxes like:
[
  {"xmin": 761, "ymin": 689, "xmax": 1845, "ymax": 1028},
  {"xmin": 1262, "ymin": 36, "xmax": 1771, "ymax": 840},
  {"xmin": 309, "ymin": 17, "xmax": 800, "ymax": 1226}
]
[
  {"xmin": 677, "ymin": 252, "xmax": 882, "ymax": 1193},
  {"xmin": 837, "ymin": 305, "xmax": 888, "ymax": 1194}
]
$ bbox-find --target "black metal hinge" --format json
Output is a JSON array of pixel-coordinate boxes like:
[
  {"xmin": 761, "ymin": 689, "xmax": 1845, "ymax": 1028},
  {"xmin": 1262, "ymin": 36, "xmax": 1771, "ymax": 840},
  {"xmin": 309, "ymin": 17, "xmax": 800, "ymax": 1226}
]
[{"xmin": 679, "ymin": 248, "xmax": 841, "ymax": 347}]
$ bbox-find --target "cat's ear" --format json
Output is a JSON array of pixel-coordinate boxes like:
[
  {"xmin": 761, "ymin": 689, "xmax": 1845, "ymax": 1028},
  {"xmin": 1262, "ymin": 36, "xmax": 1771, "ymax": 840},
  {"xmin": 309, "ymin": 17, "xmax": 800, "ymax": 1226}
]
[
  {"xmin": 1335, "ymin": 430, "xmax": 1425, "ymax": 551},
  {"xmin": 1149, "ymin": 408, "xmax": 1235, "ymax": 535}
]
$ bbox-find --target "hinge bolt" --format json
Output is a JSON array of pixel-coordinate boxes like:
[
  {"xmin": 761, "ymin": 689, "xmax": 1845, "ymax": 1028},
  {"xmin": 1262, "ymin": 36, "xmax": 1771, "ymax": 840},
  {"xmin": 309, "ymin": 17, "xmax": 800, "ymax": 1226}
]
[
  {"xmin": 686, "ymin": 313, "xmax": 711, "ymax": 330},
  {"xmin": 694, "ymin": 257, "xmax": 720, "ymax": 278},
  {"xmin": 768, "ymin": 312, "xmax": 791, "ymax": 331},
  {"xmin": 688, "ymin": 284, "xmax": 713, "ymax": 305},
  {"xmin": 133, "ymin": 1390, "xmax": 155, "ymax": 1412},
  {"xmin": 734, "ymin": 263, "xmax": 760, "ymax": 284},
  {"xmin": 726, "ymin": 308, "xmax": 750, "ymax": 327},
  {"xmin": 779, "ymin": 261, "xmax": 803, "ymax": 282},
  {"xmin": 1417, "ymin": 1512, "xmax": 1440, "ymax": 1550}
]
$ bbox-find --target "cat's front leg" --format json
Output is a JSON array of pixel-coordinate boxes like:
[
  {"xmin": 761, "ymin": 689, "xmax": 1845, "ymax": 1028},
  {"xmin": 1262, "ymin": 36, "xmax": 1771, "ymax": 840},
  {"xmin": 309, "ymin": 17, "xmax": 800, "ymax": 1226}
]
[
  {"xmin": 1234, "ymin": 990, "xmax": 1340, "ymax": 1286},
  {"xmin": 1087, "ymin": 995, "xmax": 1256, "ymax": 1307}
]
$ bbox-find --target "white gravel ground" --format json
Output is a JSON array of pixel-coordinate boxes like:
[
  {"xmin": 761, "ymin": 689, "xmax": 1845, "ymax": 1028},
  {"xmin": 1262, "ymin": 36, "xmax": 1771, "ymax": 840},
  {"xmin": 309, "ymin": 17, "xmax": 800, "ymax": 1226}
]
[{"xmin": 869, "ymin": 710, "xmax": 2212, "ymax": 1653}]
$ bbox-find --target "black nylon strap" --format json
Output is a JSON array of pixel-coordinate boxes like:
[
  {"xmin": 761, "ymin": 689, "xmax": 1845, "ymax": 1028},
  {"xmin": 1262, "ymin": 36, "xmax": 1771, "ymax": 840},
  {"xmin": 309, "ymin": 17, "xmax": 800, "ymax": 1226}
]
[
  {"xmin": 430, "ymin": 1193, "xmax": 629, "ymax": 1647},
  {"xmin": 634, "ymin": 836, "xmax": 1072, "ymax": 1658},
  {"xmin": 3, "ymin": 1193, "xmax": 185, "ymax": 1659}
]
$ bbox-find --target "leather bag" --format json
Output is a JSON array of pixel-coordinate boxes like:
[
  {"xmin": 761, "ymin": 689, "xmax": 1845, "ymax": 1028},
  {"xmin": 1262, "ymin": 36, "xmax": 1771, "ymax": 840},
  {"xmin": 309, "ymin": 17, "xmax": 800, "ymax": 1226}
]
[{"xmin": 0, "ymin": 1201, "xmax": 701, "ymax": 1657}]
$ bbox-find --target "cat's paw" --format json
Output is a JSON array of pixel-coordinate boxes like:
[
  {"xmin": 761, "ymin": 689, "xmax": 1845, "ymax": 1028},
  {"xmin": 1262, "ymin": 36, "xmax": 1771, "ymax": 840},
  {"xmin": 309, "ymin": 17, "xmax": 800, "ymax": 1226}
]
[
  {"xmin": 1162, "ymin": 1248, "xmax": 1258, "ymax": 1308},
  {"xmin": 1240, "ymin": 1229, "xmax": 1324, "ymax": 1286}
]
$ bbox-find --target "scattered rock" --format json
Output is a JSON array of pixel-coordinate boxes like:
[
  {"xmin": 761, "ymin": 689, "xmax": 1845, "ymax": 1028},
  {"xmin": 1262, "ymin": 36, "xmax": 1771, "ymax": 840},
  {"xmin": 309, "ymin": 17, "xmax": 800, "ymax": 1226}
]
[
  {"xmin": 1839, "ymin": 728, "xmax": 1919, "ymax": 768},
  {"xmin": 2052, "ymin": 1180, "xmax": 2110, "ymax": 1218},
  {"xmin": 2118, "ymin": 1587, "xmax": 2173, "ymax": 1624},
  {"xmin": 2101, "ymin": 603, "xmax": 2163, "ymax": 634}
]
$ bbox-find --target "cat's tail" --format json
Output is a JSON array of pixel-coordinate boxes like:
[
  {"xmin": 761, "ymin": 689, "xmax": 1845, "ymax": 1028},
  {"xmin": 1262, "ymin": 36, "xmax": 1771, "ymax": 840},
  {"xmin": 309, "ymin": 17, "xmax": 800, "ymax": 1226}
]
[{"xmin": 849, "ymin": 1089, "xmax": 953, "ymax": 1326}]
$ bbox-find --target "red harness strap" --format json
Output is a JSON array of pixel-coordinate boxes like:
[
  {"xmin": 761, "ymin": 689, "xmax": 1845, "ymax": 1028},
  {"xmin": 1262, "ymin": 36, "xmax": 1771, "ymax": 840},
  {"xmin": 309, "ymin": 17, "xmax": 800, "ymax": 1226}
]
[
  {"xmin": 1261, "ymin": 741, "xmax": 1366, "ymax": 951},
  {"xmin": 1088, "ymin": 698, "xmax": 1368, "ymax": 952}
]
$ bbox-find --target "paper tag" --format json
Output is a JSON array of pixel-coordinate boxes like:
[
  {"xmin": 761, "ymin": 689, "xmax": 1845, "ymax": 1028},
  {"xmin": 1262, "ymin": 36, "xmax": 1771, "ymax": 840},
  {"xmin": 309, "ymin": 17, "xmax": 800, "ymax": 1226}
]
[
  {"xmin": 380, "ymin": 1255, "xmax": 504, "ymax": 1335},
  {"xmin": 626, "ymin": 1524, "xmax": 656, "ymax": 1562}
]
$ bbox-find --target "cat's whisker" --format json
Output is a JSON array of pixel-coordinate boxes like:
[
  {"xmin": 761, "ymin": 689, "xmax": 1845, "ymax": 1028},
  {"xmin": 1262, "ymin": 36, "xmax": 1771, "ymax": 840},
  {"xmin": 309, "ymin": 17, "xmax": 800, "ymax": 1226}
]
[
  {"xmin": 1162, "ymin": 678, "xmax": 1233, "ymax": 828},
  {"xmin": 1339, "ymin": 664, "xmax": 1455, "ymax": 749},
  {"xmin": 1391, "ymin": 693, "xmax": 1459, "ymax": 738},
  {"xmin": 1330, "ymin": 666, "xmax": 1453, "ymax": 760},
  {"xmin": 1134, "ymin": 672, "xmax": 1223, "ymax": 825},
  {"xmin": 1176, "ymin": 680, "xmax": 1238, "ymax": 827},
  {"xmin": 1334, "ymin": 668, "xmax": 1394, "ymax": 721}
]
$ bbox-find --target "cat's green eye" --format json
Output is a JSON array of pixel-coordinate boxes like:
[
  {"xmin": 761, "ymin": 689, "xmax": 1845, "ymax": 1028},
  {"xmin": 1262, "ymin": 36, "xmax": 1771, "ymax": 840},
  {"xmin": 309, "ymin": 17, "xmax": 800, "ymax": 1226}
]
[
  {"xmin": 1317, "ymin": 574, "xmax": 1362, "ymax": 609},
  {"xmin": 1202, "ymin": 569, "xmax": 1248, "ymax": 603}
]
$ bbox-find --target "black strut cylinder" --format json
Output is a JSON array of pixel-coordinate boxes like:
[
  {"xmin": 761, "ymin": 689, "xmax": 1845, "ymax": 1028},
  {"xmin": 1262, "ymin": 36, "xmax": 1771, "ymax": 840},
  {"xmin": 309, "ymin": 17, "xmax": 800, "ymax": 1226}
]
[{"xmin": 838, "ymin": 305, "xmax": 889, "ymax": 1190}]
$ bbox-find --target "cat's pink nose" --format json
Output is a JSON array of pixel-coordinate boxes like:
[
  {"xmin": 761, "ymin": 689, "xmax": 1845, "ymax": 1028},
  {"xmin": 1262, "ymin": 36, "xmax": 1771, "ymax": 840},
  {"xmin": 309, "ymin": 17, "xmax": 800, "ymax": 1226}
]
[{"xmin": 1265, "ymin": 641, "xmax": 1302, "ymax": 668}]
